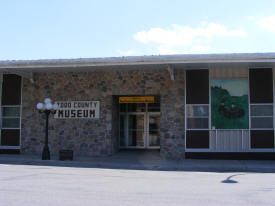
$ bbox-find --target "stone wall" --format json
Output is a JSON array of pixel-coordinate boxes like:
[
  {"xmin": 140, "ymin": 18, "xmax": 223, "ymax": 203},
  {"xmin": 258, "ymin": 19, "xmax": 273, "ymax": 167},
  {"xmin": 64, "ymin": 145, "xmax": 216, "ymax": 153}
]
[{"xmin": 21, "ymin": 68, "xmax": 185, "ymax": 159}]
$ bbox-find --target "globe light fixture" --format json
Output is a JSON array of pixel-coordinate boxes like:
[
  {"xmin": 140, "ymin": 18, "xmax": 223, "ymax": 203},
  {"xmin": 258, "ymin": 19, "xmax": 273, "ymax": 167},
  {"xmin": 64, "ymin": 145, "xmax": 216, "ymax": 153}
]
[
  {"xmin": 44, "ymin": 98, "xmax": 52, "ymax": 104},
  {"xmin": 36, "ymin": 98, "xmax": 59, "ymax": 160},
  {"xmin": 53, "ymin": 103, "xmax": 59, "ymax": 110},
  {"xmin": 45, "ymin": 103, "xmax": 53, "ymax": 110},
  {"xmin": 36, "ymin": 102, "xmax": 44, "ymax": 110}
]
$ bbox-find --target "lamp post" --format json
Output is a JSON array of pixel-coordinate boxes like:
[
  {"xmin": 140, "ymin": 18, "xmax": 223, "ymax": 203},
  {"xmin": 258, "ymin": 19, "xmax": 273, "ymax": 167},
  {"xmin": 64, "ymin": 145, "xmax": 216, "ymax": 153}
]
[{"xmin": 36, "ymin": 98, "xmax": 59, "ymax": 160}]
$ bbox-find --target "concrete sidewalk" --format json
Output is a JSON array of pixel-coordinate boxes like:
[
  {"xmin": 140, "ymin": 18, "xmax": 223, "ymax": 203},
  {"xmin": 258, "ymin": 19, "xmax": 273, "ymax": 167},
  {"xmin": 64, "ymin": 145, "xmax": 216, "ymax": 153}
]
[{"xmin": 0, "ymin": 151, "xmax": 275, "ymax": 172}]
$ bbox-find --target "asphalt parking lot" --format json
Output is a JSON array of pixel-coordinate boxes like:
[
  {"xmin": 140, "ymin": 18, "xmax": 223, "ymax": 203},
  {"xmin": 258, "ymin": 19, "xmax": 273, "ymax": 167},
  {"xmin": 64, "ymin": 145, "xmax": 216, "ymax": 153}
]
[{"xmin": 0, "ymin": 158, "xmax": 275, "ymax": 206}]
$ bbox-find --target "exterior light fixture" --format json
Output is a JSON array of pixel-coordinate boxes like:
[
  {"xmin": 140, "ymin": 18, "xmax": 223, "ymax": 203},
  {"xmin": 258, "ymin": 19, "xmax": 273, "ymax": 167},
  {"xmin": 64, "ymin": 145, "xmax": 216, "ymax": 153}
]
[{"xmin": 36, "ymin": 98, "xmax": 59, "ymax": 160}]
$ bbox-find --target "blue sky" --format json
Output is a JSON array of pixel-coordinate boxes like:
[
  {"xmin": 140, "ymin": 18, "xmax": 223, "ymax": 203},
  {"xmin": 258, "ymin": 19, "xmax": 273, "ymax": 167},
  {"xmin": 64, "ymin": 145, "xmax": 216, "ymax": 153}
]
[{"xmin": 1, "ymin": 0, "xmax": 275, "ymax": 60}]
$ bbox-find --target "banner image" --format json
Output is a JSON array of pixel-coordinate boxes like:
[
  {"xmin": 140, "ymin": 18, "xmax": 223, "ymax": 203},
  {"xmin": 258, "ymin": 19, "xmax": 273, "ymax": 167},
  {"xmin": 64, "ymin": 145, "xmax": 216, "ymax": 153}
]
[{"xmin": 211, "ymin": 79, "xmax": 249, "ymax": 129}]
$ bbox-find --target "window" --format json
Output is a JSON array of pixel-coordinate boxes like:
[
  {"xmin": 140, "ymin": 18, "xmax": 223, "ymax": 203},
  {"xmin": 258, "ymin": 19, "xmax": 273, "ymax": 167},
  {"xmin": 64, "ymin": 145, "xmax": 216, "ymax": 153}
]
[
  {"xmin": 251, "ymin": 130, "xmax": 274, "ymax": 148},
  {"xmin": 250, "ymin": 105, "xmax": 273, "ymax": 129},
  {"xmin": 186, "ymin": 130, "xmax": 209, "ymax": 148},
  {"xmin": 2, "ymin": 74, "xmax": 21, "ymax": 105},
  {"xmin": 186, "ymin": 70, "xmax": 210, "ymax": 149},
  {"xmin": 249, "ymin": 68, "xmax": 274, "ymax": 149},
  {"xmin": 186, "ymin": 70, "xmax": 209, "ymax": 104},
  {"xmin": 1, "ymin": 130, "xmax": 20, "ymax": 146},
  {"xmin": 0, "ymin": 74, "xmax": 22, "ymax": 147},
  {"xmin": 2, "ymin": 106, "xmax": 21, "ymax": 129},
  {"xmin": 186, "ymin": 105, "xmax": 209, "ymax": 129},
  {"xmin": 249, "ymin": 68, "xmax": 273, "ymax": 103}
]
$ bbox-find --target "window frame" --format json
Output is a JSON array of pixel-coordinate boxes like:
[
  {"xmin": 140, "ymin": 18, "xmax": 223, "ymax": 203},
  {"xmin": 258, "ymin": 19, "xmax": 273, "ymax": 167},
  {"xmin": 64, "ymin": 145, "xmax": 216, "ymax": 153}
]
[{"xmin": 0, "ymin": 74, "xmax": 22, "ymax": 149}]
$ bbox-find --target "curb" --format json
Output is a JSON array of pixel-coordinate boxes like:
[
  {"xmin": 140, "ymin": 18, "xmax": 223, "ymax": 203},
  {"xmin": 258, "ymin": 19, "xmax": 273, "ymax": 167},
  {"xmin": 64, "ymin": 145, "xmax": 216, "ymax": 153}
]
[{"xmin": 0, "ymin": 156, "xmax": 275, "ymax": 173}]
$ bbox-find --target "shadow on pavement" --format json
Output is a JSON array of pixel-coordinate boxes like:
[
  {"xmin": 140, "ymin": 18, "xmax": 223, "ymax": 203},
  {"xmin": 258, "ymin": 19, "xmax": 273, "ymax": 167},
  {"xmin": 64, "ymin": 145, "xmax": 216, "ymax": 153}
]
[
  {"xmin": 221, "ymin": 174, "xmax": 246, "ymax": 183},
  {"xmin": 1, "ymin": 150, "xmax": 275, "ymax": 173}
]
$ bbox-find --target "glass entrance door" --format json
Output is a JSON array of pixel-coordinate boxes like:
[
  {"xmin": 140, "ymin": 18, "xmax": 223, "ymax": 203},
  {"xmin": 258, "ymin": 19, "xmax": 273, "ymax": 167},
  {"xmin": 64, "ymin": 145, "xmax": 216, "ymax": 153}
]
[
  {"xmin": 147, "ymin": 113, "xmax": 160, "ymax": 148},
  {"xmin": 128, "ymin": 114, "xmax": 145, "ymax": 147},
  {"xmin": 119, "ymin": 103, "xmax": 160, "ymax": 149}
]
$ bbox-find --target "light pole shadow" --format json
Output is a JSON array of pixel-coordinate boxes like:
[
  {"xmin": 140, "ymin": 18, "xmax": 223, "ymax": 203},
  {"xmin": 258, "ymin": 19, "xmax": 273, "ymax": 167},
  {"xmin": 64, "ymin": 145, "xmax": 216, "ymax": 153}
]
[{"xmin": 221, "ymin": 174, "xmax": 245, "ymax": 184}]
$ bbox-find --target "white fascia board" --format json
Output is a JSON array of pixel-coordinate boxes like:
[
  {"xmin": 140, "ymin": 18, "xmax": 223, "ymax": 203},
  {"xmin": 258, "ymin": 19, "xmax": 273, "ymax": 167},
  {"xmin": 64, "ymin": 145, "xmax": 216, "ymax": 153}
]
[{"xmin": 1, "ymin": 53, "xmax": 275, "ymax": 70}]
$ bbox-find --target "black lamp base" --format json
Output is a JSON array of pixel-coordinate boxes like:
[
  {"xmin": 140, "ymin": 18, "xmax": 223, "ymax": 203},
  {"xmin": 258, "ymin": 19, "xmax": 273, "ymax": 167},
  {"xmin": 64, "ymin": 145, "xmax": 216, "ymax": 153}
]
[{"xmin": 42, "ymin": 146, "xmax": 50, "ymax": 160}]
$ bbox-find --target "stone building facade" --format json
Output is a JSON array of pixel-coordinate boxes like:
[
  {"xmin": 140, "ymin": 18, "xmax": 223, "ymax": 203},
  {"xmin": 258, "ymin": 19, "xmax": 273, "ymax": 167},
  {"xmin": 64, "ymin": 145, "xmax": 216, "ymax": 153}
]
[
  {"xmin": 0, "ymin": 53, "xmax": 275, "ymax": 160},
  {"xmin": 21, "ymin": 69, "xmax": 185, "ymax": 159}
]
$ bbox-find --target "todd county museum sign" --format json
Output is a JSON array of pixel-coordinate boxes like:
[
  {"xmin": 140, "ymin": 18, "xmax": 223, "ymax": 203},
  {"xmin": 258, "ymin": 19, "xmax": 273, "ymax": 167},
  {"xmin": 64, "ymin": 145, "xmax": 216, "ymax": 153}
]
[{"xmin": 54, "ymin": 101, "xmax": 100, "ymax": 119}]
